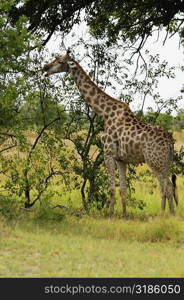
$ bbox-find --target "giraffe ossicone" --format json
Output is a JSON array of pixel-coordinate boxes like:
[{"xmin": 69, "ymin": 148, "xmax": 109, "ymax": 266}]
[{"xmin": 43, "ymin": 53, "xmax": 178, "ymax": 217}]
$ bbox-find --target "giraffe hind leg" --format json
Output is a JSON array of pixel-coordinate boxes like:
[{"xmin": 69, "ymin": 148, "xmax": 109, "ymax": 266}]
[
  {"xmin": 158, "ymin": 175, "xmax": 175, "ymax": 216},
  {"xmin": 158, "ymin": 176, "xmax": 167, "ymax": 215},
  {"xmin": 104, "ymin": 155, "xmax": 116, "ymax": 217},
  {"xmin": 172, "ymin": 174, "xmax": 178, "ymax": 206},
  {"xmin": 165, "ymin": 177, "xmax": 175, "ymax": 215},
  {"xmin": 116, "ymin": 160, "xmax": 127, "ymax": 218}
]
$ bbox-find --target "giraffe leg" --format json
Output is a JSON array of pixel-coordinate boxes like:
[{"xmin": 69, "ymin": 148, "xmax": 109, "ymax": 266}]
[
  {"xmin": 104, "ymin": 155, "xmax": 116, "ymax": 217},
  {"xmin": 165, "ymin": 177, "xmax": 175, "ymax": 215},
  {"xmin": 172, "ymin": 174, "xmax": 178, "ymax": 206},
  {"xmin": 161, "ymin": 194, "xmax": 166, "ymax": 214},
  {"xmin": 158, "ymin": 176, "xmax": 166, "ymax": 215},
  {"xmin": 116, "ymin": 161, "xmax": 127, "ymax": 217},
  {"xmin": 157, "ymin": 174, "xmax": 175, "ymax": 216}
]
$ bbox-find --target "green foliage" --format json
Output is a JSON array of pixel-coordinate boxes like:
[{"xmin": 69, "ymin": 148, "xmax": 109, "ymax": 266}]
[
  {"xmin": 8, "ymin": 0, "xmax": 184, "ymax": 49},
  {"xmin": 0, "ymin": 4, "xmax": 70, "ymax": 211},
  {"xmin": 142, "ymin": 112, "xmax": 174, "ymax": 130},
  {"xmin": 156, "ymin": 114, "xmax": 174, "ymax": 131},
  {"xmin": 173, "ymin": 109, "xmax": 184, "ymax": 131}
]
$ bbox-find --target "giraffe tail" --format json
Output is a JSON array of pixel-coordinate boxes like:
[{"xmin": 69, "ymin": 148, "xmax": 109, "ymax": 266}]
[{"xmin": 171, "ymin": 174, "xmax": 178, "ymax": 206}]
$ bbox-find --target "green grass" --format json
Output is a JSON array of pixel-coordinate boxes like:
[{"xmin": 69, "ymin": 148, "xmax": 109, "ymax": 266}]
[{"xmin": 0, "ymin": 212, "xmax": 184, "ymax": 278}]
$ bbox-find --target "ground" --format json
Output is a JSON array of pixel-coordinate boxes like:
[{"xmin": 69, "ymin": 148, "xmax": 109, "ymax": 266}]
[{"xmin": 0, "ymin": 214, "xmax": 184, "ymax": 277}]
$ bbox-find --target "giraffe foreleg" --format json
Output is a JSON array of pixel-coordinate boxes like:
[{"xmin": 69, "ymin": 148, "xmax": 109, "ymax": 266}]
[
  {"xmin": 116, "ymin": 160, "xmax": 127, "ymax": 218},
  {"xmin": 104, "ymin": 155, "xmax": 116, "ymax": 217}
]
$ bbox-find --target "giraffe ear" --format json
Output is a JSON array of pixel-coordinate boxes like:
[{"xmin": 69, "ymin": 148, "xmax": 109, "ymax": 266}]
[
  {"xmin": 66, "ymin": 48, "xmax": 74, "ymax": 61},
  {"xmin": 66, "ymin": 48, "xmax": 71, "ymax": 55}
]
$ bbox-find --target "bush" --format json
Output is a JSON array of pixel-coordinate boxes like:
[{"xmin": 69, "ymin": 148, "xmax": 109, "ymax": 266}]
[{"xmin": 0, "ymin": 195, "xmax": 19, "ymax": 220}]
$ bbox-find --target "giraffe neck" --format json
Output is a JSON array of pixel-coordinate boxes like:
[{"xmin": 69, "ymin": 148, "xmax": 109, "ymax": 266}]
[{"xmin": 67, "ymin": 59, "xmax": 127, "ymax": 120}]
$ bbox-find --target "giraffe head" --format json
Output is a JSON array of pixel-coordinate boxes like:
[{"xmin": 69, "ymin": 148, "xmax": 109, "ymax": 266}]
[{"xmin": 43, "ymin": 51, "xmax": 72, "ymax": 76}]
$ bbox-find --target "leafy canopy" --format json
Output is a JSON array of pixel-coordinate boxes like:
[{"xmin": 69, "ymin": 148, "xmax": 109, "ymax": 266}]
[{"xmin": 8, "ymin": 0, "xmax": 184, "ymax": 48}]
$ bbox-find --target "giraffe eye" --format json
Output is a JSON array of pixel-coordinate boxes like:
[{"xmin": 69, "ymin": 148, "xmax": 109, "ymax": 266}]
[{"xmin": 58, "ymin": 61, "xmax": 64, "ymax": 65}]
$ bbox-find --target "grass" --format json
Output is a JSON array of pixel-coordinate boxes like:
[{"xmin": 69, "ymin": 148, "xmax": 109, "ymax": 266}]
[{"xmin": 0, "ymin": 212, "xmax": 184, "ymax": 278}]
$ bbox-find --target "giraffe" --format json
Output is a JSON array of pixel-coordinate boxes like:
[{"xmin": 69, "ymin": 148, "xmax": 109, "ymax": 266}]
[{"xmin": 43, "ymin": 51, "xmax": 178, "ymax": 217}]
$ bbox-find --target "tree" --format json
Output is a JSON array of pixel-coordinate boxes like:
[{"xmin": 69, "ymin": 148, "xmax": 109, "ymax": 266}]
[
  {"xmin": 143, "ymin": 112, "xmax": 174, "ymax": 130},
  {"xmin": 8, "ymin": 0, "xmax": 184, "ymax": 49},
  {"xmin": 8, "ymin": 0, "xmax": 94, "ymax": 46},
  {"xmin": 0, "ymin": 2, "xmax": 71, "ymax": 210},
  {"xmin": 87, "ymin": 0, "xmax": 184, "ymax": 48},
  {"xmin": 0, "ymin": 55, "xmax": 70, "ymax": 209},
  {"xmin": 155, "ymin": 113, "xmax": 174, "ymax": 130},
  {"xmin": 173, "ymin": 109, "xmax": 184, "ymax": 130}
]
